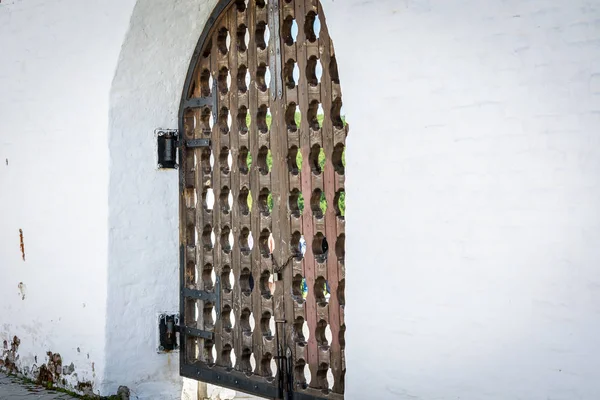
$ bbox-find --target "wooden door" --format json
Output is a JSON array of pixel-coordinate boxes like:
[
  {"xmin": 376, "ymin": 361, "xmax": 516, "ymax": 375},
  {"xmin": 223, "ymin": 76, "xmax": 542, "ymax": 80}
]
[{"xmin": 178, "ymin": 1, "xmax": 347, "ymax": 398}]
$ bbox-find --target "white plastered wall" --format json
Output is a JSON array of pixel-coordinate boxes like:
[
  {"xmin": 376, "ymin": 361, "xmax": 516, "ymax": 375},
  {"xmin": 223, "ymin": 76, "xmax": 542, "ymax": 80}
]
[
  {"xmin": 0, "ymin": 0, "xmax": 135, "ymax": 394},
  {"xmin": 321, "ymin": 0, "xmax": 600, "ymax": 399},
  {"xmin": 106, "ymin": 0, "xmax": 219, "ymax": 398}
]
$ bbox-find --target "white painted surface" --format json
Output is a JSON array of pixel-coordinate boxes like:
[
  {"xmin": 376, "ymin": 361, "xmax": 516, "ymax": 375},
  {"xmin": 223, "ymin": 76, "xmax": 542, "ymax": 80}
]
[
  {"xmin": 2, "ymin": 0, "xmax": 600, "ymax": 399},
  {"xmin": 0, "ymin": 0, "xmax": 135, "ymax": 394},
  {"xmin": 321, "ymin": 0, "xmax": 600, "ymax": 399},
  {"xmin": 105, "ymin": 0, "xmax": 219, "ymax": 398}
]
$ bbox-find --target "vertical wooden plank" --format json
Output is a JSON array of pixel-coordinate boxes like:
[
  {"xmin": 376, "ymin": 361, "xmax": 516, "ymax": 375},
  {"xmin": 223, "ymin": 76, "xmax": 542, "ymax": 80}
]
[
  {"xmin": 236, "ymin": 1, "xmax": 255, "ymax": 376},
  {"xmin": 210, "ymin": 21, "xmax": 223, "ymax": 366},
  {"xmin": 216, "ymin": 8, "xmax": 234, "ymax": 369},
  {"xmin": 257, "ymin": 0, "xmax": 276, "ymax": 378},
  {"xmin": 194, "ymin": 54, "xmax": 214, "ymax": 365},
  {"xmin": 267, "ymin": 0, "xmax": 292, "ymax": 386},
  {"xmin": 317, "ymin": 2, "xmax": 342, "ymax": 393},
  {"xmin": 278, "ymin": 0, "xmax": 303, "ymax": 392},
  {"xmin": 199, "ymin": 56, "xmax": 214, "ymax": 365},
  {"xmin": 294, "ymin": 0, "xmax": 320, "ymax": 387},
  {"xmin": 268, "ymin": 2, "xmax": 282, "ymax": 305},
  {"xmin": 228, "ymin": 4, "xmax": 243, "ymax": 372},
  {"xmin": 247, "ymin": 0, "xmax": 263, "ymax": 377},
  {"xmin": 306, "ymin": 0, "xmax": 328, "ymax": 390}
]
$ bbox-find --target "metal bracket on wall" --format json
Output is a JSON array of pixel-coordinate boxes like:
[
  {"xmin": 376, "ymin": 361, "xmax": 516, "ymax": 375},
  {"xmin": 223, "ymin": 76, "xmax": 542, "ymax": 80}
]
[
  {"xmin": 157, "ymin": 313, "xmax": 180, "ymax": 352},
  {"xmin": 156, "ymin": 129, "xmax": 179, "ymax": 169},
  {"xmin": 156, "ymin": 130, "xmax": 212, "ymax": 170}
]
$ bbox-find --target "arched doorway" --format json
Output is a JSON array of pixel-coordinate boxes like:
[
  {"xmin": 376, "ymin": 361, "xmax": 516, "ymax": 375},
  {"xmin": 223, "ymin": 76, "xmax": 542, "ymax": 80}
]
[{"xmin": 178, "ymin": 1, "xmax": 347, "ymax": 398}]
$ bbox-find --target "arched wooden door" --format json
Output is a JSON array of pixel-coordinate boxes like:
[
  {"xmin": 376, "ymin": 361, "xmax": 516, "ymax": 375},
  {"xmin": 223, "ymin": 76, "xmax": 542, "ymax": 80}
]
[{"xmin": 178, "ymin": 1, "xmax": 347, "ymax": 398}]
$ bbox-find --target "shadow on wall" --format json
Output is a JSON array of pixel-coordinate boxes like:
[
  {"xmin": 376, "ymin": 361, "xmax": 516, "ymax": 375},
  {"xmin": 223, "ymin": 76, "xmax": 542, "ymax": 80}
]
[{"xmin": 104, "ymin": 0, "xmax": 221, "ymax": 398}]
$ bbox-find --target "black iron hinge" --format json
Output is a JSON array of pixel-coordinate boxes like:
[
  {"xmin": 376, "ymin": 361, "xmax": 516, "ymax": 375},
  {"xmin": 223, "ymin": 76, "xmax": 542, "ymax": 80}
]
[
  {"xmin": 158, "ymin": 313, "xmax": 180, "ymax": 351},
  {"xmin": 157, "ymin": 129, "xmax": 212, "ymax": 170},
  {"xmin": 158, "ymin": 312, "xmax": 218, "ymax": 351},
  {"xmin": 178, "ymin": 277, "xmax": 221, "ymax": 342},
  {"xmin": 157, "ymin": 130, "xmax": 179, "ymax": 169}
]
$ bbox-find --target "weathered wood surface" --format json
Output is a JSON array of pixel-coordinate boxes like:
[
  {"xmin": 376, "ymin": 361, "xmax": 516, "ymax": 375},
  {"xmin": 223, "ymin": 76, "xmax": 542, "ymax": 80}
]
[{"xmin": 180, "ymin": 1, "xmax": 346, "ymax": 397}]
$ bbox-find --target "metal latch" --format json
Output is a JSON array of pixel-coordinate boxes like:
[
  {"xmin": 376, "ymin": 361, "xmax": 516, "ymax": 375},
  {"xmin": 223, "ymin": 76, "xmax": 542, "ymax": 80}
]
[
  {"xmin": 156, "ymin": 129, "xmax": 178, "ymax": 169},
  {"xmin": 158, "ymin": 313, "xmax": 180, "ymax": 352}
]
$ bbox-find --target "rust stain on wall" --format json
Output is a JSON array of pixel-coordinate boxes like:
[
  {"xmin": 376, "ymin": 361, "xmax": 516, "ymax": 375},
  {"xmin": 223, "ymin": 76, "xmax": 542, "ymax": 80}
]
[{"xmin": 19, "ymin": 229, "xmax": 25, "ymax": 261}]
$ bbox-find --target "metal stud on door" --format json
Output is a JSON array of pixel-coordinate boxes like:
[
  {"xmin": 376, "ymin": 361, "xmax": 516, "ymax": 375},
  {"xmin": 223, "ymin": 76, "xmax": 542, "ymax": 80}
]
[{"xmin": 178, "ymin": 1, "xmax": 347, "ymax": 398}]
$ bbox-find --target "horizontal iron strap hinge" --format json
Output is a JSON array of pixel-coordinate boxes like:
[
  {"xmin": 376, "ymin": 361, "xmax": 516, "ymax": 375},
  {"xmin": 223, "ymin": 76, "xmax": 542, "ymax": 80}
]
[
  {"xmin": 181, "ymin": 326, "xmax": 214, "ymax": 340},
  {"xmin": 185, "ymin": 138, "xmax": 211, "ymax": 148},
  {"xmin": 182, "ymin": 287, "xmax": 217, "ymax": 301},
  {"xmin": 161, "ymin": 136, "xmax": 211, "ymax": 151},
  {"xmin": 166, "ymin": 320, "xmax": 213, "ymax": 340},
  {"xmin": 183, "ymin": 96, "xmax": 213, "ymax": 109},
  {"xmin": 183, "ymin": 78, "xmax": 217, "ymax": 120}
]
